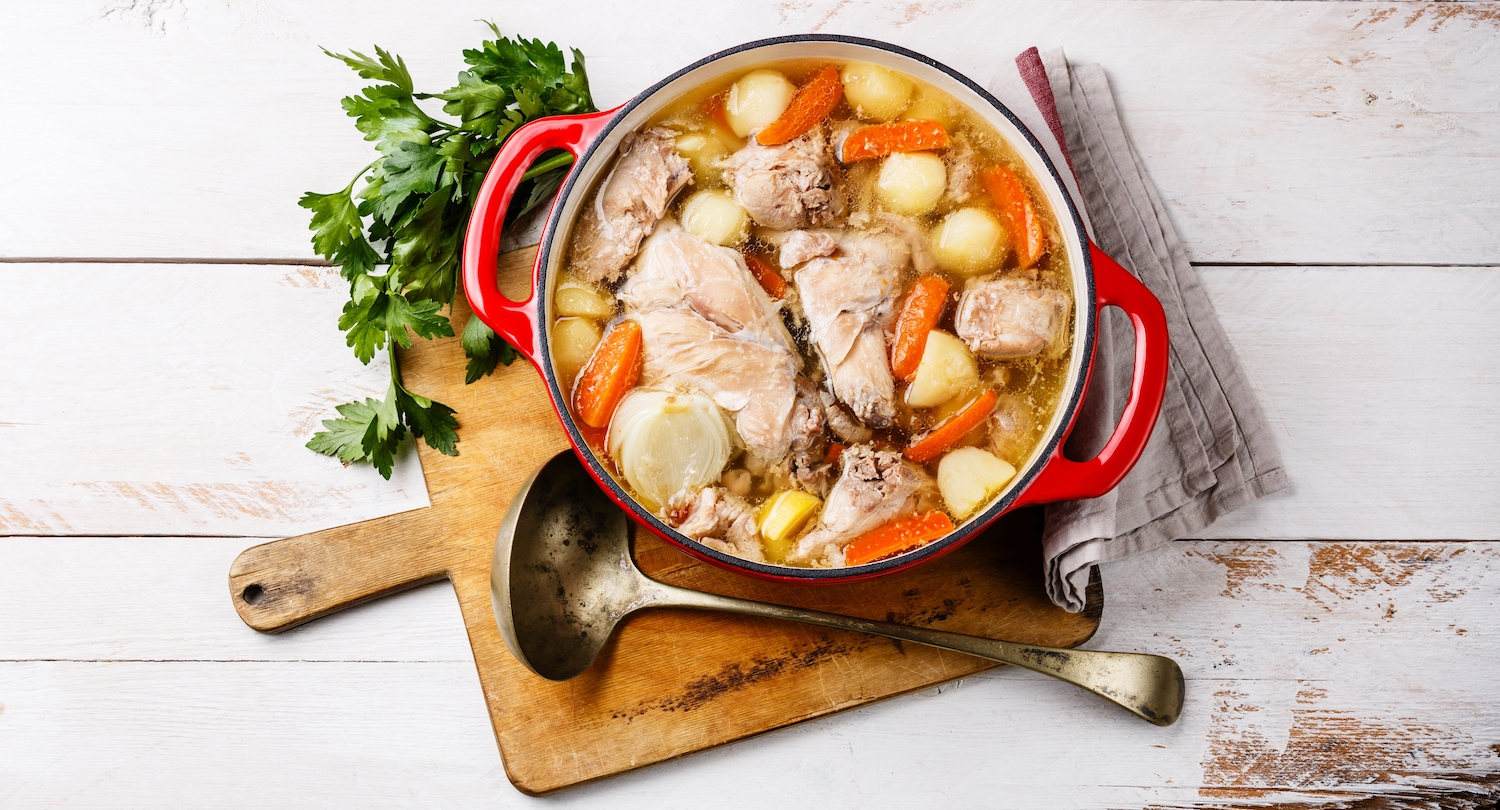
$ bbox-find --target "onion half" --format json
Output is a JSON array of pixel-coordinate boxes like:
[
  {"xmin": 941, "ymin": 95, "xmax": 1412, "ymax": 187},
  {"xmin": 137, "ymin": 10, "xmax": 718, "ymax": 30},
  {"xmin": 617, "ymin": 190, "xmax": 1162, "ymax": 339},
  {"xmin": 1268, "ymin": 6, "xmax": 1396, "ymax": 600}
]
[{"xmin": 607, "ymin": 389, "xmax": 735, "ymax": 510}]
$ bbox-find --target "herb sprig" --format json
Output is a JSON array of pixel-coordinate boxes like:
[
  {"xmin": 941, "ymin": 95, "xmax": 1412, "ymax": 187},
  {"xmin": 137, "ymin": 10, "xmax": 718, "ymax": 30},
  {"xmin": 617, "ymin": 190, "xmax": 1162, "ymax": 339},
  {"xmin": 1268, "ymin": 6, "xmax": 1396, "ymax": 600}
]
[{"xmin": 301, "ymin": 24, "xmax": 595, "ymax": 477}]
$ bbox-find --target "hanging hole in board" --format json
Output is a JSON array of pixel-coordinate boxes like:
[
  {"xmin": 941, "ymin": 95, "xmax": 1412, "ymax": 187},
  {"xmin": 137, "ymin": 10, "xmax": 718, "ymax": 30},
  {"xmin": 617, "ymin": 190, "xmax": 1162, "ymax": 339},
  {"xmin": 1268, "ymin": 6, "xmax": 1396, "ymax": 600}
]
[{"xmin": 241, "ymin": 584, "xmax": 266, "ymax": 605}]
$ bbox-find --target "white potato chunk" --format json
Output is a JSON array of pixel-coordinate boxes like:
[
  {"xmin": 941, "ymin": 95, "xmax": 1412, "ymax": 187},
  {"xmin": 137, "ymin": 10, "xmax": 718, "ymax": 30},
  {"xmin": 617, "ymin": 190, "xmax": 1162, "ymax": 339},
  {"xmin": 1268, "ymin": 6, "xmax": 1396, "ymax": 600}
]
[
  {"xmin": 840, "ymin": 62, "xmax": 914, "ymax": 122},
  {"xmin": 552, "ymin": 317, "xmax": 603, "ymax": 389},
  {"xmin": 675, "ymin": 131, "xmax": 729, "ymax": 185},
  {"xmin": 680, "ymin": 189, "xmax": 750, "ymax": 247},
  {"xmin": 902, "ymin": 87, "xmax": 955, "ymax": 128},
  {"xmin": 929, "ymin": 207, "xmax": 1010, "ymax": 276},
  {"xmin": 875, "ymin": 152, "xmax": 946, "ymax": 216},
  {"xmin": 906, "ymin": 330, "xmax": 979, "ymax": 408},
  {"xmin": 554, "ymin": 277, "xmax": 615, "ymax": 319},
  {"xmin": 937, "ymin": 446, "xmax": 1017, "ymax": 520},
  {"xmin": 725, "ymin": 69, "xmax": 796, "ymax": 138}
]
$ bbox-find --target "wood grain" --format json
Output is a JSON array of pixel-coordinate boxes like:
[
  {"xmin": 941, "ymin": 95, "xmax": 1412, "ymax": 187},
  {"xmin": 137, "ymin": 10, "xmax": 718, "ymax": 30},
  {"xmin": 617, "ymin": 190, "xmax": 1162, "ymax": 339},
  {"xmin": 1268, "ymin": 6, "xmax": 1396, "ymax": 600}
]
[
  {"xmin": 221, "ymin": 245, "xmax": 1101, "ymax": 793},
  {"xmin": 2, "ymin": 1, "xmax": 1497, "ymax": 264}
]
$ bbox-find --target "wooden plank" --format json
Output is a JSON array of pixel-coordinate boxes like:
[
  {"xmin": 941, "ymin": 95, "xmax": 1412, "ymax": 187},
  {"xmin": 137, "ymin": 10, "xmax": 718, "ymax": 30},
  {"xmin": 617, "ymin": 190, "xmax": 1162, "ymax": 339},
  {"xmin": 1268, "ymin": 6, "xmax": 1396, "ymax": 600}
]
[
  {"xmin": 4, "ymin": 263, "xmax": 1495, "ymax": 540},
  {"xmin": 2, "ymin": 540, "xmax": 1495, "ymax": 806},
  {"xmin": 1, "ymin": 1, "xmax": 1496, "ymax": 264},
  {"xmin": 0, "ymin": 263, "xmax": 429, "ymax": 536}
]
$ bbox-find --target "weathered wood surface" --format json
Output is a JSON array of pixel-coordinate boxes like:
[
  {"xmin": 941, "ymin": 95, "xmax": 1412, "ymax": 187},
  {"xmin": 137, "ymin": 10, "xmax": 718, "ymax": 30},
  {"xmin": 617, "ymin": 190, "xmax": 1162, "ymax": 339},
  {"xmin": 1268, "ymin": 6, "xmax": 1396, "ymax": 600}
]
[
  {"xmin": 2, "ymin": 541, "xmax": 1496, "ymax": 806},
  {"xmin": 5, "ymin": 262, "xmax": 1496, "ymax": 540},
  {"xmin": 1, "ymin": 1, "xmax": 1497, "ymax": 264},
  {"xmin": 3, "ymin": 0, "xmax": 1498, "ymax": 805}
]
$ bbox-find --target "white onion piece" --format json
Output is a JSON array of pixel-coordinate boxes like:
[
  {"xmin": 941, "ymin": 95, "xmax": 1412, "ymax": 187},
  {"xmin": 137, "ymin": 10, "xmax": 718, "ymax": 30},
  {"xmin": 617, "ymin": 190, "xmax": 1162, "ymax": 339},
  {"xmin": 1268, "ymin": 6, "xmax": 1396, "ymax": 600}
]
[{"xmin": 607, "ymin": 390, "xmax": 735, "ymax": 510}]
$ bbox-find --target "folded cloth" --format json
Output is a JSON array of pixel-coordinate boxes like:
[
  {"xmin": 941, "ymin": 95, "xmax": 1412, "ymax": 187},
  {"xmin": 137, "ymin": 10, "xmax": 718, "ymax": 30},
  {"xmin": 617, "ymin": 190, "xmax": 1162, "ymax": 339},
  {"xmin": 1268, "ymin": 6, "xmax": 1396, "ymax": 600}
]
[{"xmin": 989, "ymin": 49, "xmax": 1289, "ymax": 612}]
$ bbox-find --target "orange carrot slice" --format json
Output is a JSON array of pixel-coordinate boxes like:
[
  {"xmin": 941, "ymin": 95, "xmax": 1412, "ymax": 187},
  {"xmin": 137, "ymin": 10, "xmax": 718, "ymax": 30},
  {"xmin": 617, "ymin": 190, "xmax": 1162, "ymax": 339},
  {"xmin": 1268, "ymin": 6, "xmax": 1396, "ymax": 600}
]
[
  {"xmin": 743, "ymin": 252, "xmax": 787, "ymax": 299},
  {"xmin": 841, "ymin": 120, "xmax": 951, "ymax": 162},
  {"xmin": 756, "ymin": 66, "xmax": 843, "ymax": 146},
  {"xmin": 845, "ymin": 511, "xmax": 955, "ymax": 566},
  {"xmin": 824, "ymin": 442, "xmax": 846, "ymax": 466},
  {"xmin": 889, "ymin": 276, "xmax": 950, "ymax": 380},
  {"xmin": 905, "ymin": 389, "xmax": 998, "ymax": 465},
  {"xmin": 701, "ymin": 93, "xmax": 732, "ymax": 134},
  {"xmin": 572, "ymin": 320, "xmax": 642, "ymax": 429},
  {"xmin": 982, "ymin": 165, "xmax": 1046, "ymax": 268}
]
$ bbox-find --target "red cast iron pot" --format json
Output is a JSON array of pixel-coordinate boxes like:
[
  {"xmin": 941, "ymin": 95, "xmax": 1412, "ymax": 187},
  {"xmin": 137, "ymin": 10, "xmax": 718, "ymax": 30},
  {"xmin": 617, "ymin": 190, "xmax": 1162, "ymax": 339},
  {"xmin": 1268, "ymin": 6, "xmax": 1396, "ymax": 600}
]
[{"xmin": 464, "ymin": 35, "xmax": 1169, "ymax": 583}]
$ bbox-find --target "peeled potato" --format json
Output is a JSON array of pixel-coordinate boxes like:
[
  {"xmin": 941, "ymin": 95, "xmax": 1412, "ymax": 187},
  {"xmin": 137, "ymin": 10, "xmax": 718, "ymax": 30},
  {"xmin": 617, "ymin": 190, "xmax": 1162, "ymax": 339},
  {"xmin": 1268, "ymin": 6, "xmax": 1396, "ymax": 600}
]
[
  {"xmin": 929, "ymin": 208, "xmax": 1010, "ymax": 276},
  {"xmin": 680, "ymin": 189, "xmax": 749, "ymax": 246},
  {"xmin": 906, "ymin": 330, "xmax": 979, "ymax": 408},
  {"xmin": 725, "ymin": 69, "xmax": 796, "ymax": 138},
  {"xmin": 554, "ymin": 277, "xmax": 615, "ymax": 319},
  {"xmin": 840, "ymin": 62, "xmax": 914, "ymax": 122},
  {"xmin": 902, "ymin": 87, "xmax": 954, "ymax": 128},
  {"xmin": 675, "ymin": 131, "xmax": 729, "ymax": 185},
  {"xmin": 552, "ymin": 317, "xmax": 603, "ymax": 389},
  {"xmin": 759, "ymin": 489, "xmax": 822, "ymax": 561},
  {"xmin": 937, "ymin": 446, "xmax": 1017, "ymax": 519},
  {"xmin": 875, "ymin": 152, "xmax": 946, "ymax": 216}
]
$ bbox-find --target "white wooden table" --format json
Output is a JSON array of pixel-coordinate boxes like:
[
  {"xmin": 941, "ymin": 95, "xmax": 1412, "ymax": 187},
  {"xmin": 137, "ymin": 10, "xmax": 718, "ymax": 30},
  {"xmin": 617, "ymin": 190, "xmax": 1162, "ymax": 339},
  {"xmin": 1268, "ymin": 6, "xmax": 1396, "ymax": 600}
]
[{"xmin": 4, "ymin": 1, "xmax": 1498, "ymax": 806}]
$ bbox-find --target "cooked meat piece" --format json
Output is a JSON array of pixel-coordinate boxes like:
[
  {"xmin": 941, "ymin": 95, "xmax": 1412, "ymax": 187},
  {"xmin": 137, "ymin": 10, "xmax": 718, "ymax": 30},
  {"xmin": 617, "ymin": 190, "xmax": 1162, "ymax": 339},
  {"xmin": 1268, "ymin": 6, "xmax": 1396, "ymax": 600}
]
[
  {"xmin": 944, "ymin": 131, "xmax": 982, "ymax": 205},
  {"xmin": 787, "ymin": 445, "xmax": 920, "ymax": 567},
  {"xmin": 789, "ymin": 378, "xmax": 831, "ymax": 495},
  {"xmin": 632, "ymin": 307, "xmax": 800, "ymax": 460},
  {"xmin": 820, "ymin": 391, "xmax": 874, "ymax": 444},
  {"xmin": 987, "ymin": 392, "xmax": 1038, "ymax": 466},
  {"xmin": 619, "ymin": 218, "xmax": 796, "ymax": 352},
  {"xmin": 795, "ymin": 246, "xmax": 901, "ymax": 426},
  {"xmin": 778, "ymin": 230, "xmax": 839, "ymax": 269},
  {"xmin": 671, "ymin": 487, "xmax": 765, "ymax": 562},
  {"xmin": 877, "ymin": 212, "xmax": 938, "ymax": 275},
  {"xmin": 567, "ymin": 128, "xmax": 692, "ymax": 284},
  {"xmin": 955, "ymin": 275, "xmax": 1072, "ymax": 358},
  {"xmin": 723, "ymin": 128, "xmax": 844, "ymax": 230}
]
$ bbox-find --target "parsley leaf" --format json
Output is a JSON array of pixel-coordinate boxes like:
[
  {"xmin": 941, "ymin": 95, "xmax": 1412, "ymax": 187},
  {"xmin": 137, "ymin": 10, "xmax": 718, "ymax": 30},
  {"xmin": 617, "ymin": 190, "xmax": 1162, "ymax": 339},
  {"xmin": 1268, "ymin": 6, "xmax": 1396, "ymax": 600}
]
[{"xmin": 304, "ymin": 24, "xmax": 595, "ymax": 478}]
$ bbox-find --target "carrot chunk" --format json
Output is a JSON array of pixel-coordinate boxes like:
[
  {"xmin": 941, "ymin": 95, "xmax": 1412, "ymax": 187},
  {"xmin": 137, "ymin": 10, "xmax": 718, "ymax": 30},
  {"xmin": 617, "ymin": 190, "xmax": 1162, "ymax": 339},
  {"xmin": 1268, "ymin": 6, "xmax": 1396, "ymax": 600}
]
[
  {"xmin": 701, "ymin": 93, "xmax": 732, "ymax": 134},
  {"xmin": 824, "ymin": 442, "xmax": 846, "ymax": 466},
  {"xmin": 844, "ymin": 511, "xmax": 955, "ymax": 566},
  {"xmin": 981, "ymin": 165, "xmax": 1046, "ymax": 268},
  {"xmin": 756, "ymin": 66, "xmax": 843, "ymax": 146},
  {"xmin": 841, "ymin": 120, "xmax": 951, "ymax": 162},
  {"xmin": 905, "ymin": 389, "xmax": 997, "ymax": 465},
  {"xmin": 889, "ymin": 276, "xmax": 950, "ymax": 380},
  {"xmin": 743, "ymin": 252, "xmax": 787, "ymax": 299},
  {"xmin": 572, "ymin": 320, "xmax": 642, "ymax": 429}
]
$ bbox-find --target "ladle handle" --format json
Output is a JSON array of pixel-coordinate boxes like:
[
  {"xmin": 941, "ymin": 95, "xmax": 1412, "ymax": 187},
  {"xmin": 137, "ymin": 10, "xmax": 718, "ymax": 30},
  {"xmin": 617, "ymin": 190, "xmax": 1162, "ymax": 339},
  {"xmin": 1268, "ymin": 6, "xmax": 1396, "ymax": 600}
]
[{"xmin": 650, "ymin": 582, "xmax": 1184, "ymax": 727}]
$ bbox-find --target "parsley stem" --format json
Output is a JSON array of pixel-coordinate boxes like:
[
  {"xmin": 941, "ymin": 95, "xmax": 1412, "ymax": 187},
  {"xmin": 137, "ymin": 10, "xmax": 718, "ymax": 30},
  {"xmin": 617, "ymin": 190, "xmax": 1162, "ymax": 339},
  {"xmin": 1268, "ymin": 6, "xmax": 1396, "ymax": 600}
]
[
  {"xmin": 520, "ymin": 151, "xmax": 574, "ymax": 182},
  {"xmin": 347, "ymin": 159, "xmax": 380, "ymax": 193}
]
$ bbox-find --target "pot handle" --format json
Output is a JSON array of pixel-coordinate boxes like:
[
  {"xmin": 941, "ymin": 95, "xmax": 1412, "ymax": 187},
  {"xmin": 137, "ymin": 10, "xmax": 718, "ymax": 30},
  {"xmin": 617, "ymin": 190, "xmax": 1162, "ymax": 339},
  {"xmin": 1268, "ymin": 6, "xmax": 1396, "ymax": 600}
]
[
  {"xmin": 1015, "ymin": 243, "xmax": 1170, "ymax": 507},
  {"xmin": 462, "ymin": 107, "xmax": 620, "ymax": 361}
]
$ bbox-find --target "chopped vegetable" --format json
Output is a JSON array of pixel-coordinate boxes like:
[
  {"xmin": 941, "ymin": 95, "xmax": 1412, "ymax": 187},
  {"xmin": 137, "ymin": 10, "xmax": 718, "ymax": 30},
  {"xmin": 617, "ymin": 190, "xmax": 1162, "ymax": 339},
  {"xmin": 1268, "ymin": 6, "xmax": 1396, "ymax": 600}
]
[
  {"xmin": 702, "ymin": 92, "xmax": 733, "ymax": 133},
  {"xmin": 874, "ymin": 152, "xmax": 946, "ymax": 215},
  {"xmin": 937, "ymin": 446, "xmax": 1016, "ymax": 519},
  {"xmin": 928, "ymin": 208, "xmax": 1008, "ymax": 276},
  {"xmin": 890, "ymin": 276, "xmax": 950, "ymax": 380},
  {"xmin": 551, "ymin": 317, "xmax": 603, "ymax": 388},
  {"xmin": 573, "ymin": 320, "xmax": 642, "ymax": 428},
  {"xmin": 756, "ymin": 66, "xmax": 843, "ymax": 145},
  {"xmin": 743, "ymin": 253, "xmax": 787, "ymax": 299},
  {"xmin": 555, "ymin": 278, "xmax": 615, "ymax": 318},
  {"xmin": 725, "ymin": 70, "xmax": 796, "ymax": 138},
  {"xmin": 842, "ymin": 120, "xmax": 951, "ymax": 162},
  {"xmin": 839, "ymin": 62, "xmax": 914, "ymax": 122},
  {"xmin": 608, "ymin": 390, "xmax": 733, "ymax": 510},
  {"xmin": 302, "ymin": 25, "xmax": 597, "ymax": 476},
  {"xmin": 981, "ymin": 165, "xmax": 1046, "ymax": 268},
  {"xmin": 905, "ymin": 388, "xmax": 997, "ymax": 464},
  {"xmin": 759, "ymin": 490, "xmax": 823, "ymax": 558},
  {"xmin": 824, "ymin": 442, "xmax": 846, "ymax": 465},
  {"xmin": 905, "ymin": 330, "xmax": 979, "ymax": 409},
  {"xmin": 844, "ymin": 511, "xmax": 955, "ymax": 566},
  {"xmin": 681, "ymin": 189, "xmax": 749, "ymax": 246}
]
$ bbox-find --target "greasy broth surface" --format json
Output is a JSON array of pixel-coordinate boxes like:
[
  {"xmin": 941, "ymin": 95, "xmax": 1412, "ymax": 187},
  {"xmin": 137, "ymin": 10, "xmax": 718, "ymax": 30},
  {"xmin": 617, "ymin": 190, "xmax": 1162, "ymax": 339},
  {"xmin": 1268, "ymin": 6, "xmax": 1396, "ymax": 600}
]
[{"xmin": 553, "ymin": 59, "xmax": 1073, "ymax": 566}]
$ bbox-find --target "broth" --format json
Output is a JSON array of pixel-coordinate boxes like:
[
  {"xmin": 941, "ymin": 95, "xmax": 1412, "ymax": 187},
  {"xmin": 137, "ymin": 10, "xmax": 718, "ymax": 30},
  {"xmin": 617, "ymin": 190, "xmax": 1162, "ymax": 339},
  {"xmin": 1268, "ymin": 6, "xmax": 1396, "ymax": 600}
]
[{"xmin": 551, "ymin": 58, "xmax": 1073, "ymax": 568}]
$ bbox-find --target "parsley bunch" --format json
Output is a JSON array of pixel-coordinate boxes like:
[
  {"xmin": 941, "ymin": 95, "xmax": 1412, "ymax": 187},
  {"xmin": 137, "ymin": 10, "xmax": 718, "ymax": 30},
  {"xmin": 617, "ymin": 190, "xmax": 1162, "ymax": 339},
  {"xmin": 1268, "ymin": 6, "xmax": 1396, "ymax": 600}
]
[{"xmin": 301, "ymin": 24, "xmax": 595, "ymax": 477}]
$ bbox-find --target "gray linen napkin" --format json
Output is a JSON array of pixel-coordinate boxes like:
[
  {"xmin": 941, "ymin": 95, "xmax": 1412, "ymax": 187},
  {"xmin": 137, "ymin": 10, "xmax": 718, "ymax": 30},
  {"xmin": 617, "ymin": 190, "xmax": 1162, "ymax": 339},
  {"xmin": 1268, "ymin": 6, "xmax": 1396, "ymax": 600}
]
[{"xmin": 999, "ymin": 49, "xmax": 1290, "ymax": 612}]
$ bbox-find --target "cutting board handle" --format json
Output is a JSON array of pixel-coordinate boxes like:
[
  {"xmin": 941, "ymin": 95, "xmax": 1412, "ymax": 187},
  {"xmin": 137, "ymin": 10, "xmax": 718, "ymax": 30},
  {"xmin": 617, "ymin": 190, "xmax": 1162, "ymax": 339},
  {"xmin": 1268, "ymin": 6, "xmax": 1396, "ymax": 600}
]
[{"xmin": 228, "ymin": 513, "xmax": 459, "ymax": 633}]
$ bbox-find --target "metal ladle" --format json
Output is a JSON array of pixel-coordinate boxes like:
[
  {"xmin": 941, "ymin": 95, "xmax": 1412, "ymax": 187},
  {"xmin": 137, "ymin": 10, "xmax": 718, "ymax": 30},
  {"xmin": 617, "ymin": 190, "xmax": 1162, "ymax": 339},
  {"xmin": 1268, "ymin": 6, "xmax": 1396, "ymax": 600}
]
[{"xmin": 490, "ymin": 451, "xmax": 1185, "ymax": 726}]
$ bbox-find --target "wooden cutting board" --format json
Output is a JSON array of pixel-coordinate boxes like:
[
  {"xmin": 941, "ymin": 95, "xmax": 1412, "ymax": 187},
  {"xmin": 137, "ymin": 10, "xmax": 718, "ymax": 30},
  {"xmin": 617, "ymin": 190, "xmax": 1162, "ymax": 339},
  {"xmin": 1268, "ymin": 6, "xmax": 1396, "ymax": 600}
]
[{"xmin": 228, "ymin": 245, "xmax": 1102, "ymax": 795}]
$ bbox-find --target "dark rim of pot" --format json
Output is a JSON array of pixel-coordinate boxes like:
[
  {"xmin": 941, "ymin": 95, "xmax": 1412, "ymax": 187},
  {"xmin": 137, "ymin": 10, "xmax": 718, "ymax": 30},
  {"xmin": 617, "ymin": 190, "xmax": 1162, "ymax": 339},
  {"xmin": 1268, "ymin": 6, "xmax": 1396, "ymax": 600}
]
[{"xmin": 532, "ymin": 34, "xmax": 1097, "ymax": 580}]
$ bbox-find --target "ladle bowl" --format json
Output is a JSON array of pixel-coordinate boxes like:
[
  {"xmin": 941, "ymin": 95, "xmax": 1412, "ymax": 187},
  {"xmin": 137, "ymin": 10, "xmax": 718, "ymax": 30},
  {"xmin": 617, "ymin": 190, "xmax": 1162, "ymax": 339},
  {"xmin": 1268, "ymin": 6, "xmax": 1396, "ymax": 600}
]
[{"xmin": 491, "ymin": 451, "xmax": 1185, "ymax": 726}]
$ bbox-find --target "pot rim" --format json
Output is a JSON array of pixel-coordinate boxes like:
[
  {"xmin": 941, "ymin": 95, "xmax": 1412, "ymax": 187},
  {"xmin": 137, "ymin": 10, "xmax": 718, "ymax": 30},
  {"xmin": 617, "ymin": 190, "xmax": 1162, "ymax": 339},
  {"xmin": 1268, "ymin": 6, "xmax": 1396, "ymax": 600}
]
[{"xmin": 533, "ymin": 34, "xmax": 1097, "ymax": 581}]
